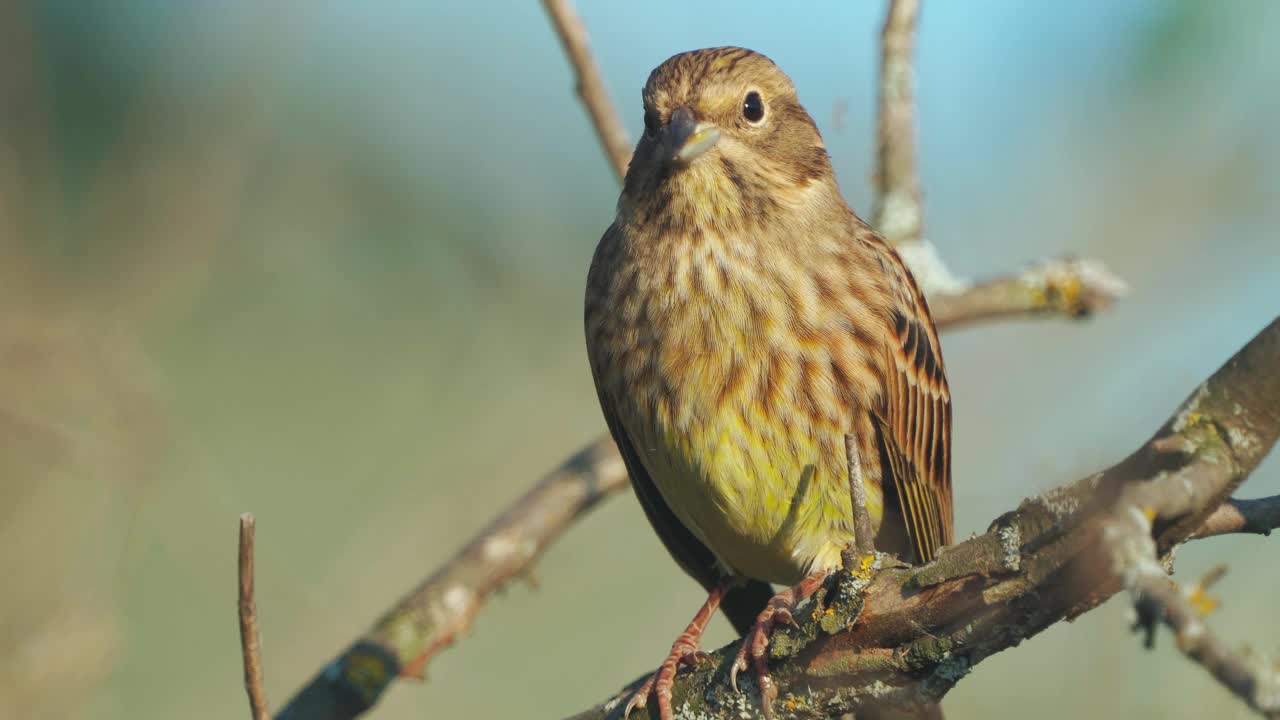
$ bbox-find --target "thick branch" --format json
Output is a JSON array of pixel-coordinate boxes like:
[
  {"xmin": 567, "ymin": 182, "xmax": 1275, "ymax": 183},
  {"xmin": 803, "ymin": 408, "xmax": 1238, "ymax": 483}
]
[
  {"xmin": 274, "ymin": 442, "xmax": 628, "ymax": 719},
  {"xmin": 239, "ymin": 513, "xmax": 270, "ymax": 720},
  {"xmin": 542, "ymin": 0, "xmax": 632, "ymax": 180},
  {"xmin": 567, "ymin": 317, "xmax": 1280, "ymax": 720}
]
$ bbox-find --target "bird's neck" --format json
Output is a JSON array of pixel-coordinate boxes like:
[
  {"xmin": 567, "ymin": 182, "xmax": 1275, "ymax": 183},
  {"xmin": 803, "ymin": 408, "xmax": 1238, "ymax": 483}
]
[{"xmin": 618, "ymin": 165, "xmax": 846, "ymax": 248}]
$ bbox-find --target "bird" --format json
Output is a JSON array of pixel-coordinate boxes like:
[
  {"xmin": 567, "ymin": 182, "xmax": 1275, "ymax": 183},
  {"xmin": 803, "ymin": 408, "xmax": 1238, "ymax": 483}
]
[{"xmin": 583, "ymin": 47, "xmax": 952, "ymax": 720}]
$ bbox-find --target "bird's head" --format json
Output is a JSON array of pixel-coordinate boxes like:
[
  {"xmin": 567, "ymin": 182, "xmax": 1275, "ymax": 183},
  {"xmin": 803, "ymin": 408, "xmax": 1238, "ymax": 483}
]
[{"xmin": 619, "ymin": 47, "xmax": 836, "ymax": 226}]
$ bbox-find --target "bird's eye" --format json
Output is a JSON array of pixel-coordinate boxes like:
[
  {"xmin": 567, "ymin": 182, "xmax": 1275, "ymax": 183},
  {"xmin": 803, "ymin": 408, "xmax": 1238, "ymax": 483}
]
[
  {"xmin": 742, "ymin": 91, "xmax": 765, "ymax": 124},
  {"xmin": 643, "ymin": 109, "xmax": 661, "ymax": 137}
]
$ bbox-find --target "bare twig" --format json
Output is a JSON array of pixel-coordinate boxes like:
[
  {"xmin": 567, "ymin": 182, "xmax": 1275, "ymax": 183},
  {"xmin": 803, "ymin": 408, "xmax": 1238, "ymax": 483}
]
[
  {"xmin": 276, "ymin": 441, "xmax": 628, "ymax": 719},
  {"xmin": 239, "ymin": 513, "xmax": 270, "ymax": 720},
  {"xmin": 1194, "ymin": 496, "xmax": 1280, "ymax": 539},
  {"xmin": 1130, "ymin": 573, "xmax": 1280, "ymax": 717},
  {"xmin": 866, "ymin": 0, "xmax": 1128, "ymax": 326},
  {"xmin": 928, "ymin": 257, "xmax": 1129, "ymax": 329},
  {"xmin": 870, "ymin": 0, "xmax": 974, "ymax": 308},
  {"xmin": 567, "ymin": 317, "xmax": 1280, "ymax": 720},
  {"xmin": 844, "ymin": 434, "xmax": 876, "ymax": 558},
  {"xmin": 542, "ymin": 0, "xmax": 632, "ymax": 179},
  {"xmin": 872, "ymin": 0, "xmax": 923, "ymax": 246}
]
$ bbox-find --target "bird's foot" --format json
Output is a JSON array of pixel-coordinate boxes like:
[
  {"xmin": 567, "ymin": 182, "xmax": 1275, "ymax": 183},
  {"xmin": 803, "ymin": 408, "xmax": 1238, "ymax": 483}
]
[
  {"xmin": 730, "ymin": 571, "xmax": 830, "ymax": 719},
  {"xmin": 621, "ymin": 634, "xmax": 711, "ymax": 719},
  {"xmin": 623, "ymin": 585, "xmax": 725, "ymax": 720}
]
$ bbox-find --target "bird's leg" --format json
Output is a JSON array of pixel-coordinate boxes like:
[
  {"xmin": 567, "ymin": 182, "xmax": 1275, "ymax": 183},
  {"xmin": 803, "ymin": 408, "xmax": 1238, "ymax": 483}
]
[
  {"xmin": 730, "ymin": 571, "xmax": 829, "ymax": 718},
  {"xmin": 623, "ymin": 582, "xmax": 727, "ymax": 720}
]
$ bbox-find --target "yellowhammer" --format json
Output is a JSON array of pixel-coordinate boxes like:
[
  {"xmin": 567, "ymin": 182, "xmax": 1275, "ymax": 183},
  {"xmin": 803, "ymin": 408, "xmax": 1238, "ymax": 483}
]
[{"xmin": 584, "ymin": 47, "xmax": 953, "ymax": 720}]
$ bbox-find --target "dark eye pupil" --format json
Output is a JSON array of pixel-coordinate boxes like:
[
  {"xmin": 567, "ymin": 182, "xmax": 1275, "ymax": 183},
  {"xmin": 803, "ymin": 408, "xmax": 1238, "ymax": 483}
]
[
  {"xmin": 644, "ymin": 109, "xmax": 660, "ymax": 136},
  {"xmin": 742, "ymin": 91, "xmax": 764, "ymax": 122}
]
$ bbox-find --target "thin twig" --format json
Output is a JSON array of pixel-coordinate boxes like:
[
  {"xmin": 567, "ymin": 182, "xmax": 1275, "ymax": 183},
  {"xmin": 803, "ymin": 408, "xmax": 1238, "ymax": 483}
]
[
  {"xmin": 1130, "ymin": 573, "xmax": 1280, "ymax": 717},
  {"xmin": 1194, "ymin": 496, "xmax": 1280, "ymax": 539},
  {"xmin": 845, "ymin": 434, "xmax": 876, "ymax": 558},
  {"xmin": 239, "ymin": 513, "xmax": 270, "ymax": 720},
  {"xmin": 873, "ymin": 0, "xmax": 923, "ymax": 246},
  {"xmin": 864, "ymin": 0, "xmax": 977, "ymax": 305},
  {"xmin": 865, "ymin": 0, "xmax": 1129, "ymax": 327},
  {"xmin": 542, "ymin": 0, "xmax": 632, "ymax": 179},
  {"xmin": 928, "ymin": 257, "xmax": 1129, "ymax": 329}
]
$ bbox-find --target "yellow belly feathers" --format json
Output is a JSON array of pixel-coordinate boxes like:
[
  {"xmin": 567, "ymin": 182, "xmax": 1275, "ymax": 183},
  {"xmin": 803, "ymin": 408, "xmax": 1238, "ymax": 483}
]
[{"xmin": 613, "ymin": 234, "xmax": 883, "ymax": 585}]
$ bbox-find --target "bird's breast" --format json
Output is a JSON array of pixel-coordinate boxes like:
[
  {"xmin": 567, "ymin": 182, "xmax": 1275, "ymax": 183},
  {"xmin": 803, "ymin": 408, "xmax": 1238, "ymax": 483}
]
[{"xmin": 592, "ymin": 229, "xmax": 886, "ymax": 583}]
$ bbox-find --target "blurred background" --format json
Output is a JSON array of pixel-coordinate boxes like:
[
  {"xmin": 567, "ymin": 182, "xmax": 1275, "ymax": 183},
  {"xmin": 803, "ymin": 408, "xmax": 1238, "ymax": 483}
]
[{"xmin": 1, "ymin": 0, "xmax": 1277, "ymax": 718}]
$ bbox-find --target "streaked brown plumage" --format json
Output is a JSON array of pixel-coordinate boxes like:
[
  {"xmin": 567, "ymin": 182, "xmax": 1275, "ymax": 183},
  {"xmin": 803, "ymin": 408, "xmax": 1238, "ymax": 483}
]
[{"xmin": 584, "ymin": 47, "xmax": 952, "ymax": 719}]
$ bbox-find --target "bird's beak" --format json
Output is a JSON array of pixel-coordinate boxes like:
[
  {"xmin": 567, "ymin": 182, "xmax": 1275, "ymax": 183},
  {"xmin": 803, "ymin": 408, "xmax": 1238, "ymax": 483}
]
[{"xmin": 668, "ymin": 106, "xmax": 720, "ymax": 165}]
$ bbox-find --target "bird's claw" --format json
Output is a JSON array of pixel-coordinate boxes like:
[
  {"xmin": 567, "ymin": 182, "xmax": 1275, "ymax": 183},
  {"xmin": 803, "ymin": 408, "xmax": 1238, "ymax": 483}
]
[
  {"xmin": 728, "ymin": 602, "xmax": 784, "ymax": 695},
  {"xmin": 622, "ymin": 675, "xmax": 655, "ymax": 719},
  {"xmin": 728, "ymin": 571, "xmax": 829, "ymax": 719},
  {"xmin": 623, "ymin": 638, "xmax": 709, "ymax": 719},
  {"xmin": 729, "ymin": 655, "xmax": 746, "ymax": 694},
  {"xmin": 678, "ymin": 650, "xmax": 712, "ymax": 667}
]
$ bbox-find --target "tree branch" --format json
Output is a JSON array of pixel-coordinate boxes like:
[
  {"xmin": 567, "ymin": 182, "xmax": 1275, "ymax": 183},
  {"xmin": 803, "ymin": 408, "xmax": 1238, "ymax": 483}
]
[
  {"xmin": 1193, "ymin": 496, "xmax": 1280, "ymax": 539},
  {"xmin": 567, "ymin": 317, "xmax": 1280, "ymax": 720},
  {"xmin": 542, "ymin": 0, "xmax": 632, "ymax": 180},
  {"xmin": 1130, "ymin": 571, "xmax": 1280, "ymax": 718},
  {"xmin": 274, "ymin": 441, "xmax": 628, "ymax": 720},
  {"xmin": 239, "ymin": 513, "xmax": 270, "ymax": 720},
  {"xmin": 844, "ymin": 434, "xmax": 876, "ymax": 559},
  {"xmin": 866, "ymin": 0, "xmax": 1128, "ymax": 321},
  {"xmin": 1096, "ymin": 318, "xmax": 1280, "ymax": 718},
  {"xmin": 869, "ymin": 0, "xmax": 970, "ymax": 305},
  {"xmin": 927, "ymin": 257, "xmax": 1128, "ymax": 329},
  {"xmin": 872, "ymin": 0, "xmax": 922, "ymax": 247}
]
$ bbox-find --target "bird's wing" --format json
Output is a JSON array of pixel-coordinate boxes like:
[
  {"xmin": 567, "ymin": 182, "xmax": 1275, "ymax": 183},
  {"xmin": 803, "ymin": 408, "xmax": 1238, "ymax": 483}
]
[{"xmin": 870, "ymin": 242, "xmax": 954, "ymax": 563}]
